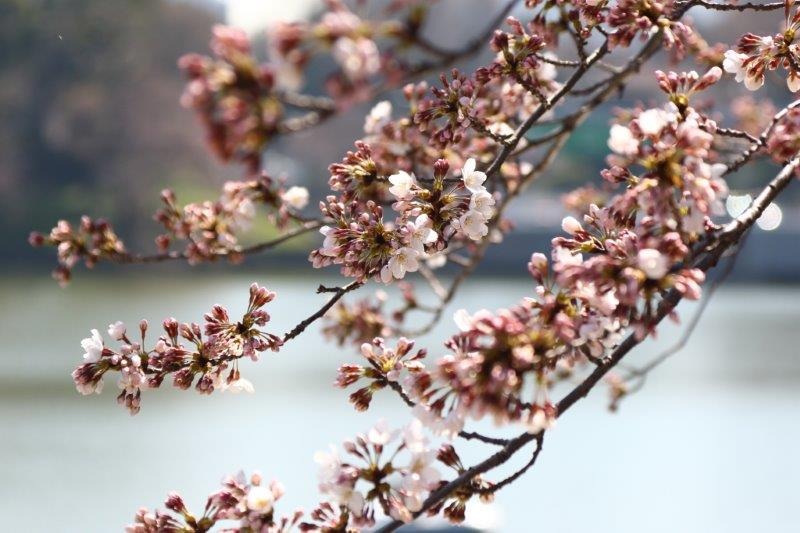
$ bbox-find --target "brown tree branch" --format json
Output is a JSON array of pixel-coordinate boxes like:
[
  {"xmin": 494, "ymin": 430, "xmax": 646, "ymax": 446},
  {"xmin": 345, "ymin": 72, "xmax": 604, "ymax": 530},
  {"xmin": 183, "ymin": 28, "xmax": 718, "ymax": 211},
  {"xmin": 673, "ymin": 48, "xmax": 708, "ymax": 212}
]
[
  {"xmin": 476, "ymin": 433, "xmax": 544, "ymax": 495},
  {"xmin": 110, "ymin": 221, "xmax": 322, "ymax": 264},
  {"xmin": 679, "ymin": 0, "xmax": 785, "ymax": 12},
  {"xmin": 282, "ymin": 280, "xmax": 364, "ymax": 342}
]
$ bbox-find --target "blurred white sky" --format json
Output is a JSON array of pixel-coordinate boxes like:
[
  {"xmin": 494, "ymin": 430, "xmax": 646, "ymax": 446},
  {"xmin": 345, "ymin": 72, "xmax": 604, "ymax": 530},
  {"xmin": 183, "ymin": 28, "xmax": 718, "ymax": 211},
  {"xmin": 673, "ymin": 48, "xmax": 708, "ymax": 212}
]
[{"xmin": 223, "ymin": 0, "xmax": 317, "ymax": 32}]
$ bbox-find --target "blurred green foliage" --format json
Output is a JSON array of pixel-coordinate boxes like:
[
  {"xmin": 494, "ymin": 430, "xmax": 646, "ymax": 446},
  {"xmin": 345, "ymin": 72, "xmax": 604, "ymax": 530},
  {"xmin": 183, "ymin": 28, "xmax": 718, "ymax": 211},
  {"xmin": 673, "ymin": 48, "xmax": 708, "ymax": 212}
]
[{"xmin": 0, "ymin": 0, "xmax": 229, "ymax": 259}]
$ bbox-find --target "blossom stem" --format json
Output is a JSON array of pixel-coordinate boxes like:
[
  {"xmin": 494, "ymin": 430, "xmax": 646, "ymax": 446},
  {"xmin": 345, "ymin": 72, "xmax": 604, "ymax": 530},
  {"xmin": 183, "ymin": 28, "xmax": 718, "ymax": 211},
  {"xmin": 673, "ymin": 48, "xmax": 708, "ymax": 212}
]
[
  {"xmin": 282, "ymin": 280, "xmax": 364, "ymax": 342},
  {"xmin": 679, "ymin": 0, "xmax": 785, "ymax": 12}
]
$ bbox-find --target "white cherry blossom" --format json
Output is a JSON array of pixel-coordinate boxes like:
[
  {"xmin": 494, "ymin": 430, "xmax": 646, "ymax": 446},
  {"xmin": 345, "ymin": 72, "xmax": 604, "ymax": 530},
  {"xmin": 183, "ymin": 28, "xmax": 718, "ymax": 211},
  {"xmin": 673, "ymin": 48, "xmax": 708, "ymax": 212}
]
[
  {"xmin": 245, "ymin": 485, "xmax": 274, "ymax": 513},
  {"xmin": 229, "ymin": 197, "xmax": 255, "ymax": 232},
  {"xmin": 385, "ymin": 247, "xmax": 420, "ymax": 281},
  {"xmin": 367, "ymin": 418, "xmax": 399, "ymax": 446},
  {"xmin": 408, "ymin": 214, "xmax": 438, "ymax": 252},
  {"xmin": 81, "ymin": 329, "xmax": 104, "ymax": 363},
  {"xmin": 426, "ymin": 253, "xmax": 447, "ymax": 269},
  {"xmin": 469, "ymin": 190, "xmax": 495, "ymax": 217},
  {"xmin": 553, "ymin": 246, "xmax": 583, "ymax": 267},
  {"xmin": 788, "ymin": 72, "xmax": 800, "ymax": 92},
  {"xmin": 525, "ymin": 408, "xmax": 556, "ymax": 433},
  {"xmin": 364, "ymin": 100, "xmax": 392, "ymax": 134},
  {"xmin": 608, "ymin": 124, "xmax": 639, "ymax": 155},
  {"xmin": 458, "ymin": 209, "xmax": 489, "ymax": 241},
  {"xmin": 637, "ymin": 248, "xmax": 669, "ymax": 279},
  {"xmin": 453, "ymin": 309, "xmax": 472, "ymax": 331},
  {"xmin": 107, "ymin": 321, "xmax": 126, "ymax": 341},
  {"xmin": 319, "ymin": 226, "xmax": 338, "ymax": 257},
  {"xmin": 723, "ymin": 50, "xmax": 763, "ymax": 91},
  {"xmin": 281, "ymin": 186, "xmax": 309, "ymax": 210},
  {"xmin": 332, "ymin": 36, "xmax": 380, "ymax": 80},
  {"xmin": 388, "ymin": 170, "xmax": 416, "ymax": 199},
  {"xmin": 461, "ymin": 158, "xmax": 487, "ymax": 193},
  {"xmin": 225, "ymin": 378, "xmax": 255, "ymax": 394},
  {"xmin": 561, "ymin": 216, "xmax": 583, "ymax": 235},
  {"xmin": 637, "ymin": 108, "xmax": 671, "ymax": 136}
]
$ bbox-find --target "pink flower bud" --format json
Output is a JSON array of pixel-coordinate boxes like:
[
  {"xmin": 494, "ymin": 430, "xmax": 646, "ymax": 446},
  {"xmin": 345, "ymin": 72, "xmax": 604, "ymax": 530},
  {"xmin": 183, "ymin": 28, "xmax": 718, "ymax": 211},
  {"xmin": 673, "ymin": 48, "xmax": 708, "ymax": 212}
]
[{"xmin": 561, "ymin": 216, "xmax": 583, "ymax": 235}]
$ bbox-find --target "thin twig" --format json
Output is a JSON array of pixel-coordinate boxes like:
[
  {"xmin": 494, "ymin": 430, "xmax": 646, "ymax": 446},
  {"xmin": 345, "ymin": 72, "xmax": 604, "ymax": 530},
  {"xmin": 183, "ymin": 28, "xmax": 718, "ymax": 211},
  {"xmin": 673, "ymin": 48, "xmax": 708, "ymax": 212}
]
[
  {"xmin": 476, "ymin": 434, "xmax": 544, "ymax": 494},
  {"xmin": 716, "ymin": 127, "xmax": 759, "ymax": 144},
  {"xmin": 111, "ymin": 221, "xmax": 322, "ymax": 264},
  {"xmin": 282, "ymin": 280, "xmax": 364, "ymax": 342},
  {"xmin": 679, "ymin": 0, "xmax": 785, "ymax": 12}
]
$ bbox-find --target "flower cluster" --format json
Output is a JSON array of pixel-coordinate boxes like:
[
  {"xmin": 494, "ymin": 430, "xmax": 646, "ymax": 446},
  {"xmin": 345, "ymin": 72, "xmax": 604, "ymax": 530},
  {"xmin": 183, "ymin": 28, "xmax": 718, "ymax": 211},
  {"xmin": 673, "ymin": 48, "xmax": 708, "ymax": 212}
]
[
  {"xmin": 28, "ymin": 217, "xmax": 127, "ymax": 286},
  {"xmin": 385, "ymin": 70, "xmax": 729, "ymax": 437},
  {"xmin": 450, "ymin": 158, "xmax": 496, "ymax": 241},
  {"xmin": 312, "ymin": 419, "xmax": 441, "ymax": 526},
  {"xmin": 605, "ymin": 83, "xmax": 728, "ymax": 240},
  {"xmin": 270, "ymin": 1, "xmax": 386, "ymax": 98},
  {"xmin": 127, "ymin": 472, "xmax": 302, "ymax": 532},
  {"xmin": 71, "ymin": 283, "xmax": 282, "ymax": 414},
  {"xmin": 31, "ymin": 176, "xmax": 310, "ymax": 277},
  {"xmin": 179, "ymin": 25, "xmax": 285, "ymax": 171},
  {"xmin": 723, "ymin": 7, "xmax": 800, "ymax": 92},
  {"xmin": 415, "ymin": 35, "xmax": 558, "ymax": 151},
  {"xmin": 607, "ymin": 0, "xmax": 691, "ymax": 56},
  {"xmin": 323, "ymin": 283, "xmax": 426, "ymax": 347},
  {"xmin": 155, "ymin": 175, "xmax": 309, "ymax": 263},
  {"xmin": 311, "ymin": 155, "xmax": 498, "ymax": 284},
  {"xmin": 336, "ymin": 337, "xmax": 426, "ymax": 411},
  {"xmin": 408, "ymin": 303, "xmax": 563, "ymax": 437},
  {"xmin": 486, "ymin": 17, "xmax": 558, "ymax": 100},
  {"xmin": 431, "ymin": 444, "xmax": 495, "ymax": 523},
  {"xmin": 766, "ymin": 106, "xmax": 800, "ymax": 167}
]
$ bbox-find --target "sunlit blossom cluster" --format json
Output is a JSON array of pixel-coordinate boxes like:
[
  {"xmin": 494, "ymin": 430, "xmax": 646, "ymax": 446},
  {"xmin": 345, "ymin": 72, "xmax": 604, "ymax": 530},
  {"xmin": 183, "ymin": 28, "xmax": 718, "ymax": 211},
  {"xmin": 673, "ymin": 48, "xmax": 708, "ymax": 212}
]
[
  {"xmin": 127, "ymin": 472, "xmax": 302, "ymax": 532},
  {"xmin": 332, "ymin": 67, "xmax": 734, "ymax": 439},
  {"xmin": 72, "ymin": 283, "xmax": 281, "ymax": 414},
  {"xmin": 179, "ymin": 25, "xmax": 285, "ymax": 171},
  {"xmin": 310, "ymin": 155, "xmax": 497, "ymax": 284},
  {"xmin": 29, "ymin": 216, "xmax": 126, "ymax": 286},
  {"xmin": 312, "ymin": 419, "xmax": 442, "ymax": 526},
  {"xmin": 323, "ymin": 283, "xmax": 425, "ymax": 347},
  {"xmin": 722, "ymin": 7, "xmax": 800, "ymax": 92},
  {"xmin": 155, "ymin": 175, "xmax": 309, "ymax": 263}
]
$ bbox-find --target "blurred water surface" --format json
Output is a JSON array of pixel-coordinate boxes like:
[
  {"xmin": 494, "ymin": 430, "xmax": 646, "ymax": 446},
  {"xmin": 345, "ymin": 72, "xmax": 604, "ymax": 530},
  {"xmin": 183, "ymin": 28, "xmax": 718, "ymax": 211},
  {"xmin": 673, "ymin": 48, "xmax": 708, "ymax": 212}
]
[{"xmin": 1, "ymin": 275, "xmax": 799, "ymax": 532}]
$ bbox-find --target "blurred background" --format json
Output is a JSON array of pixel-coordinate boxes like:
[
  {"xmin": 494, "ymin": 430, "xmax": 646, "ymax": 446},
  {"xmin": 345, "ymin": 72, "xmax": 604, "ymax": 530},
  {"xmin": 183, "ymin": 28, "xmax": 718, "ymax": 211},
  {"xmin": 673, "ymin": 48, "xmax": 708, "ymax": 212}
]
[{"xmin": 1, "ymin": 0, "xmax": 799, "ymax": 531}]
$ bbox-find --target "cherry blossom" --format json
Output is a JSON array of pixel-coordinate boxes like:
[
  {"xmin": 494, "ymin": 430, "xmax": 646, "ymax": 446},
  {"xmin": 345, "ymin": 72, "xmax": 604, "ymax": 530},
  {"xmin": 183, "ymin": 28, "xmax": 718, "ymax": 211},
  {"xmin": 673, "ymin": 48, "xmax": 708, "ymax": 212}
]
[
  {"xmin": 388, "ymin": 170, "xmax": 416, "ymax": 199},
  {"xmin": 460, "ymin": 158, "xmax": 487, "ymax": 193},
  {"xmin": 281, "ymin": 186, "xmax": 310, "ymax": 210},
  {"xmin": 80, "ymin": 329, "xmax": 104, "ymax": 364}
]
